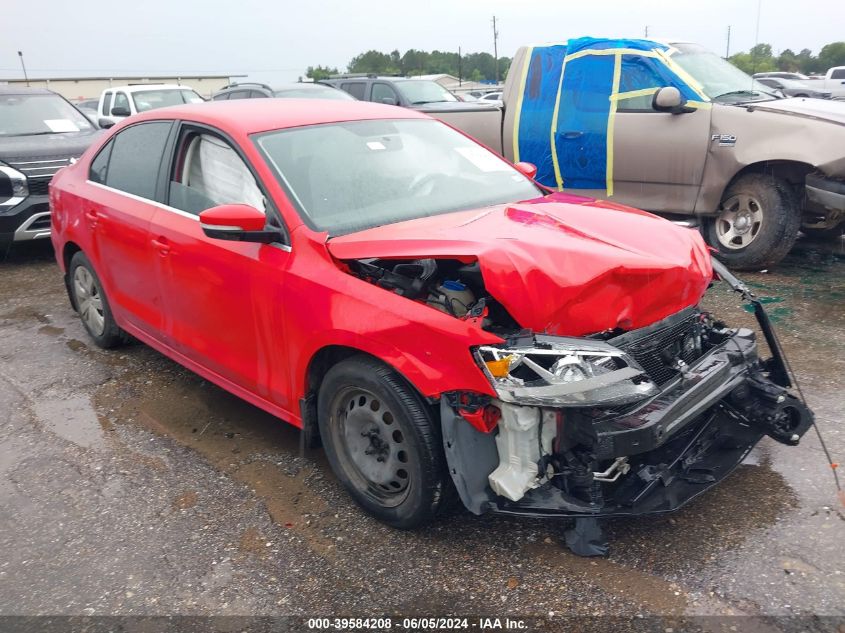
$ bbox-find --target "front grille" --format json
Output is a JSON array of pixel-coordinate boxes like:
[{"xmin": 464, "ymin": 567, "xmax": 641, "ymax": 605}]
[
  {"xmin": 27, "ymin": 177, "xmax": 51, "ymax": 196},
  {"xmin": 7, "ymin": 157, "xmax": 72, "ymax": 179},
  {"xmin": 608, "ymin": 308, "xmax": 702, "ymax": 386}
]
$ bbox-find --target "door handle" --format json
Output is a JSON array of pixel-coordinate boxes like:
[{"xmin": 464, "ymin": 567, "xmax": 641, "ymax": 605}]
[
  {"xmin": 151, "ymin": 236, "xmax": 171, "ymax": 256},
  {"xmin": 85, "ymin": 209, "xmax": 99, "ymax": 226}
]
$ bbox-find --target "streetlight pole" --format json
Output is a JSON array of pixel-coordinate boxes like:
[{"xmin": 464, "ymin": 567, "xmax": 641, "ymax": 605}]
[
  {"xmin": 18, "ymin": 51, "xmax": 30, "ymax": 86},
  {"xmin": 492, "ymin": 15, "xmax": 499, "ymax": 84}
]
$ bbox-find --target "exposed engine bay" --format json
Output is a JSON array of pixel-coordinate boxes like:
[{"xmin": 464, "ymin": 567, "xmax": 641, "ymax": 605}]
[{"xmin": 347, "ymin": 257, "xmax": 519, "ymax": 330}]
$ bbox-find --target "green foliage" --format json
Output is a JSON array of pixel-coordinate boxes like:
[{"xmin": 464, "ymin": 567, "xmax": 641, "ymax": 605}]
[
  {"xmin": 729, "ymin": 42, "xmax": 845, "ymax": 75},
  {"xmin": 306, "ymin": 65, "xmax": 339, "ymax": 81},
  {"xmin": 343, "ymin": 49, "xmax": 510, "ymax": 82}
]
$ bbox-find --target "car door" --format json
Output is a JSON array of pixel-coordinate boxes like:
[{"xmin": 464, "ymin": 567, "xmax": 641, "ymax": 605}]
[
  {"xmin": 372, "ymin": 82, "xmax": 399, "ymax": 105},
  {"xmin": 149, "ymin": 123, "xmax": 292, "ymax": 406},
  {"xmin": 84, "ymin": 121, "xmax": 175, "ymax": 337},
  {"xmin": 610, "ymin": 54, "xmax": 710, "ymax": 213}
]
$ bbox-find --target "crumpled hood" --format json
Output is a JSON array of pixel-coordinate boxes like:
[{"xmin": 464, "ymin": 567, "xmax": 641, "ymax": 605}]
[
  {"xmin": 327, "ymin": 196, "xmax": 713, "ymax": 336},
  {"xmin": 746, "ymin": 97, "xmax": 845, "ymax": 126}
]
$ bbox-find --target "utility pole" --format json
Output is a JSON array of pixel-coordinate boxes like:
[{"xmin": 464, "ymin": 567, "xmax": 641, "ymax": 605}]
[
  {"xmin": 644, "ymin": 25, "xmax": 649, "ymax": 38},
  {"xmin": 492, "ymin": 15, "xmax": 499, "ymax": 84},
  {"xmin": 458, "ymin": 46, "xmax": 462, "ymax": 86},
  {"xmin": 725, "ymin": 25, "xmax": 732, "ymax": 59},
  {"xmin": 17, "ymin": 51, "xmax": 29, "ymax": 86}
]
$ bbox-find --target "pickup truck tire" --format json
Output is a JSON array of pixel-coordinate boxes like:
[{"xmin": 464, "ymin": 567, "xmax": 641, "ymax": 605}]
[
  {"xmin": 68, "ymin": 251, "xmax": 126, "ymax": 348},
  {"xmin": 317, "ymin": 355, "xmax": 449, "ymax": 529},
  {"xmin": 706, "ymin": 174, "xmax": 800, "ymax": 270}
]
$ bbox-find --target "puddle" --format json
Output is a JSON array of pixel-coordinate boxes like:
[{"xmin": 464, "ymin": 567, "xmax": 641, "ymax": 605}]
[{"xmin": 33, "ymin": 394, "xmax": 107, "ymax": 450}]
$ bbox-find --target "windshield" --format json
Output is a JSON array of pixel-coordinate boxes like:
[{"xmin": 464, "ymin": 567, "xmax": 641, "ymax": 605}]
[
  {"xmin": 131, "ymin": 89, "xmax": 204, "ymax": 113},
  {"xmin": 670, "ymin": 43, "xmax": 779, "ymax": 103},
  {"xmin": 274, "ymin": 86, "xmax": 355, "ymax": 100},
  {"xmin": 254, "ymin": 118, "xmax": 540, "ymax": 235},
  {"xmin": 0, "ymin": 93, "xmax": 94, "ymax": 137},
  {"xmin": 395, "ymin": 81, "xmax": 458, "ymax": 105}
]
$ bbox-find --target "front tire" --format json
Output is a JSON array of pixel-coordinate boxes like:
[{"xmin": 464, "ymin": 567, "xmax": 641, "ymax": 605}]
[
  {"xmin": 317, "ymin": 355, "xmax": 449, "ymax": 529},
  {"xmin": 705, "ymin": 173, "xmax": 801, "ymax": 270},
  {"xmin": 68, "ymin": 251, "xmax": 125, "ymax": 348}
]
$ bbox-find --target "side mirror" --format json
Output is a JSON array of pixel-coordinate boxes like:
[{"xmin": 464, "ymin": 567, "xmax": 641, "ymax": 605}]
[
  {"xmin": 652, "ymin": 86, "xmax": 694, "ymax": 114},
  {"xmin": 199, "ymin": 204, "xmax": 282, "ymax": 244},
  {"xmin": 381, "ymin": 97, "xmax": 397, "ymax": 105},
  {"xmin": 514, "ymin": 161, "xmax": 538, "ymax": 180},
  {"xmin": 98, "ymin": 118, "xmax": 116, "ymax": 129},
  {"xmin": 110, "ymin": 106, "xmax": 131, "ymax": 117}
]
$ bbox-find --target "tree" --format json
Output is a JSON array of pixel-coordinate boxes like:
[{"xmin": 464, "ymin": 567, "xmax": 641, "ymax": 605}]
[
  {"xmin": 818, "ymin": 42, "xmax": 845, "ymax": 72},
  {"xmin": 306, "ymin": 65, "xmax": 339, "ymax": 81}
]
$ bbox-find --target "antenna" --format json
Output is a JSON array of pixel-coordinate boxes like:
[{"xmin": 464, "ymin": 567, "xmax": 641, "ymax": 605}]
[
  {"xmin": 17, "ymin": 51, "xmax": 29, "ymax": 87},
  {"xmin": 492, "ymin": 15, "xmax": 499, "ymax": 83}
]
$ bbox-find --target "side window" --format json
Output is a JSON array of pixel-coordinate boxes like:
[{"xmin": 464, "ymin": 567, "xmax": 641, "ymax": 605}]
[
  {"xmin": 212, "ymin": 92, "xmax": 229, "ymax": 100},
  {"xmin": 616, "ymin": 55, "xmax": 667, "ymax": 111},
  {"xmin": 831, "ymin": 68, "xmax": 845, "ymax": 80},
  {"xmin": 249, "ymin": 90, "xmax": 268, "ymax": 98},
  {"xmin": 228, "ymin": 90, "xmax": 249, "ymax": 100},
  {"xmin": 89, "ymin": 140, "xmax": 113, "ymax": 184},
  {"xmin": 169, "ymin": 132, "xmax": 265, "ymax": 215},
  {"xmin": 341, "ymin": 82, "xmax": 366, "ymax": 100},
  {"xmin": 105, "ymin": 122, "xmax": 172, "ymax": 199},
  {"xmin": 112, "ymin": 91, "xmax": 130, "ymax": 113},
  {"xmin": 101, "ymin": 91, "xmax": 113, "ymax": 116},
  {"xmin": 371, "ymin": 83, "xmax": 398, "ymax": 104}
]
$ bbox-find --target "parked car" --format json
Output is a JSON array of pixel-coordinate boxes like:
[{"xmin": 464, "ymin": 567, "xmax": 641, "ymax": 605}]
[
  {"xmin": 211, "ymin": 81, "xmax": 355, "ymax": 101},
  {"xmin": 752, "ymin": 71, "xmax": 810, "ymax": 81},
  {"xmin": 72, "ymin": 98, "xmax": 101, "ymax": 125},
  {"xmin": 430, "ymin": 38, "xmax": 845, "ymax": 269},
  {"xmin": 477, "ymin": 91, "xmax": 503, "ymax": 103},
  {"xmin": 50, "ymin": 100, "xmax": 812, "ymax": 553},
  {"xmin": 97, "ymin": 84, "xmax": 204, "ymax": 127},
  {"xmin": 803, "ymin": 66, "xmax": 845, "ymax": 98},
  {"xmin": 320, "ymin": 76, "xmax": 501, "ymax": 154},
  {"xmin": 755, "ymin": 77, "xmax": 832, "ymax": 99},
  {"xmin": 0, "ymin": 86, "xmax": 101, "ymax": 258}
]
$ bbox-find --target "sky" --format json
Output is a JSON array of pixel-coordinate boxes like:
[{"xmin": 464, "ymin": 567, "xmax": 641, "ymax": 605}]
[{"xmin": 2, "ymin": 0, "xmax": 842, "ymax": 85}]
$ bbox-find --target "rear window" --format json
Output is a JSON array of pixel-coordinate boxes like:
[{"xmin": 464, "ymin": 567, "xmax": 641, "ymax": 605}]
[
  {"xmin": 340, "ymin": 82, "xmax": 367, "ymax": 100},
  {"xmin": 104, "ymin": 122, "xmax": 172, "ymax": 200}
]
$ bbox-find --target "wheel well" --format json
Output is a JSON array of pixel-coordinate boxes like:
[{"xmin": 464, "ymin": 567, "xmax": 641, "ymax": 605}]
[
  {"xmin": 62, "ymin": 242, "xmax": 83, "ymax": 310},
  {"xmin": 301, "ymin": 345, "xmax": 434, "ymax": 448},
  {"xmin": 63, "ymin": 241, "xmax": 82, "ymax": 271},
  {"xmin": 729, "ymin": 160, "xmax": 813, "ymax": 191}
]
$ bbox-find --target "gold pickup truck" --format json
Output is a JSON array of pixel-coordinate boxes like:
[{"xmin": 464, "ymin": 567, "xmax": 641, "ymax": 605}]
[{"xmin": 431, "ymin": 39, "xmax": 845, "ymax": 270}]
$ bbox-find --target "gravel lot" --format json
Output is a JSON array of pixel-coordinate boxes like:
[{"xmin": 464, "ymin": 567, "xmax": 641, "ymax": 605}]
[{"xmin": 0, "ymin": 239, "xmax": 843, "ymax": 628}]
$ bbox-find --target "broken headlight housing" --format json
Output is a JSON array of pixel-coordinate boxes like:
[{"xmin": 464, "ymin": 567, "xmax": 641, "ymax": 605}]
[{"xmin": 473, "ymin": 335, "xmax": 658, "ymax": 407}]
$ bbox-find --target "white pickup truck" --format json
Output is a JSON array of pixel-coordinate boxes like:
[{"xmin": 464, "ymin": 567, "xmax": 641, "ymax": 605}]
[
  {"xmin": 96, "ymin": 84, "xmax": 204, "ymax": 128},
  {"xmin": 807, "ymin": 66, "xmax": 845, "ymax": 98}
]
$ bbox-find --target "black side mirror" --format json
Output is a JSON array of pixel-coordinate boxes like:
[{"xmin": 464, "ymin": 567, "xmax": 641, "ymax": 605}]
[
  {"xmin": 110, "ymin": 106, "xmax": 131, "ymax": 117},
  {"xmin": 98, "ymin": 118, "xmax": 116, "ymax": 129},
  {"xmin": 652, "ymin": 86, "xmax": 695, "ymax": 114}
]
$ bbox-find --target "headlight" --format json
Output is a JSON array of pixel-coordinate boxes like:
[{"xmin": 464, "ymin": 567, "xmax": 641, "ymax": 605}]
[
  {"xmin": 0, "ymin": 163, "xmax": 28, "ymax": 204},
  {"xmin": 473, "ymin": 334, "xmax": 658, "ymax": 407}
]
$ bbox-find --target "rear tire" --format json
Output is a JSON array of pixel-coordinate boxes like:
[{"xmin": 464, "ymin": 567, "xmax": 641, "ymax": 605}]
[
  {"xmin": 704, "ymin": 173, "xmax": 801, "ymax": 270},
  {"xmin": 68, "ymin": 251, "xmax": 126, "ymax": 349},
  {"xmin": 317, "ymin": 355, "xmax": 449, "ymax": 529}
]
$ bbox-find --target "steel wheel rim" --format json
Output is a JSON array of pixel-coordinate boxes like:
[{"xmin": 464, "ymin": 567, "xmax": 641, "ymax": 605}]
[
  {"xmin": 73, "ymin": 266, "xmax": 105, "ymax": 336},
  {"xmin": 716, "ymin": 194, "xmax": 764, "ymax": 250},
  {"xmin": 331, "ymin": 386, "xmax": 411, "ymax": 506}
]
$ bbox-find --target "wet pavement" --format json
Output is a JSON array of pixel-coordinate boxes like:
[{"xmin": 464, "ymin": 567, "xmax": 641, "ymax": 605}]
[{"xmin": 0, "ymin": 238, "xmax": 843, "ymax": 622}]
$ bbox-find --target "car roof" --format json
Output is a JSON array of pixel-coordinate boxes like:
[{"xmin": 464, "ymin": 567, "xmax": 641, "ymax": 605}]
[
  {"xmin": 109, "ymin": 84, "xmax": 192, "ymax": 93},
  {"xmin": 0, "ymin": 86, "xmax": 55, "ymax": 96},
  {"xmin": 128, "ymin": 99, "xmax": 428, "ymax": 134}
]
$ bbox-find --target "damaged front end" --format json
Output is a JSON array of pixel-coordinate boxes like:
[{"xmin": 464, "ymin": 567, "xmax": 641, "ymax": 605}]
[{"xmin": 441, "ymin": 300, "xmax": 813, "ymax": 532}]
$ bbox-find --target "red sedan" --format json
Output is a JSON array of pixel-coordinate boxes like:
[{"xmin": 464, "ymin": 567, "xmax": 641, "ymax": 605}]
[{"xmin": 50, "ymin": 100, "xmax": 811, "ymax": 553}]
